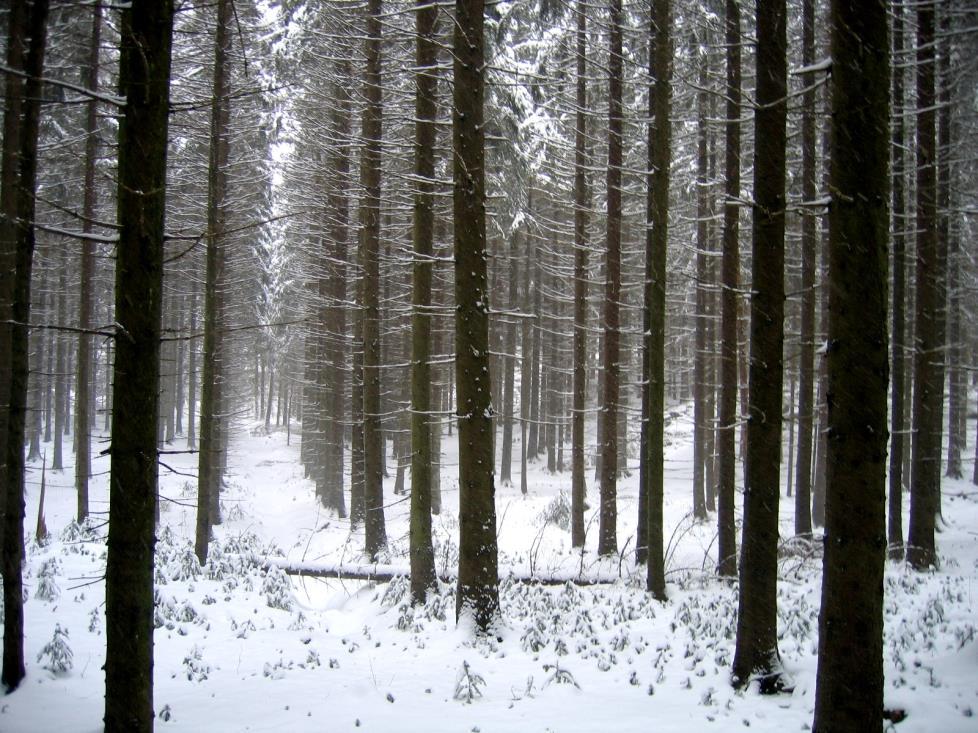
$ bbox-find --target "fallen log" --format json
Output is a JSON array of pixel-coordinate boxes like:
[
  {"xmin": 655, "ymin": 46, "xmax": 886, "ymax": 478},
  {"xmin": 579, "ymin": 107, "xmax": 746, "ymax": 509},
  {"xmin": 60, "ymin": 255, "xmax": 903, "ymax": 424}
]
[{"xmin": 260, "ymin": 557, "xmax": 633, "ymax": 587}]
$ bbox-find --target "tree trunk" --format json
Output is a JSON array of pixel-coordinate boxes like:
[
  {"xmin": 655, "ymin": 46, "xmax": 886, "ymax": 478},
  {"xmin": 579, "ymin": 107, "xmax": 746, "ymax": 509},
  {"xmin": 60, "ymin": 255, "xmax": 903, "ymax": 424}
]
[
  {"xmin": 598, "ymin": 0, "xmax": 624, "ymax": 557},
  {"xmin": 0, "ymin": 0, "xmax": 48, "ymax": 692},
  {"xmin": 692, "ymin": 34, "xmax": 709, "ymax": 522},
  {"xmin": 716, "ymin": 0, "xmax": 741, "ymax": 579},
  {"xmin": 409, "ymin": 0, "xmax": 439, "ymax": 603},
  {"xmin": 195, "ymin": 0, "xmax": 232, "ymax": 565},
  {"xmin": 907, "ymin": 0, "xmax": 940, "ymax": 571},
  {"xmin": 732, "ymin": 0, "xmax": 788, "ymax": 693},
  {"xmin": 74, "ymin": 2, "xmax": 101, "ymax": 522},
  {"xmin": 499, "ymin": 233, "xmax": 518, "ymax": 486},
  {"xmin": 641, "ymin": 0, "xmax": 670, "ymax": 601},
  {"xmin": 793, "ymin": 0, "xmax": 817, "ymax": 537},
  {"xmin": 570, "ymin": 0, "xmax": 589, "ymax": 548},
  {"xmin": 454, "ymin": 0, "xmax": 499, "ymax": 631},
  {"xmin": 361, "ymin": 0, "xmax": 387, "ymax": 561},
  {"xmin": 888, "ymin": 0, "xmax": 906, "ymax": 556},
  {"xmin": 812, "ymin": 1, "xmax": 888, "ymax": 729},
  {"xmin": 103, "ymin": 0, "xmax": 173, "ymax": 728}
]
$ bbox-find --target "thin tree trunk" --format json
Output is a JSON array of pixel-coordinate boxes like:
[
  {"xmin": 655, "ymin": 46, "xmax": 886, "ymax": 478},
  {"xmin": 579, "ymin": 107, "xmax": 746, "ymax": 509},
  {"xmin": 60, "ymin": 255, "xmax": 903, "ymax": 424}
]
[
  {"xmin": 907, "ymin": 0, "xmax": 940, "ymax": 571},
  {"xmin": 195, "ymin": 0, "xmax": 232, "ymax": 565},
  {"xmin": 598, "ymin": 0, "xmax": 624, "ymax": 557},
  {"xmin": 570, "ymin": 0, "xmax": 589, "ymax": 547},
  {"xmin": 409, "ymin": 0, "xmax": 439, "ymax": 603},
  {"xmin": 716, "ymin": 0, "xmax": 741, "ymax": 579},
  {"xmin": 793, "ymin": 0, "xmax": 817, "ymax": 537},
  {"xmin": 75, "ymin": 0, "xmax": 100, "ymax": 515},
  {"xmin": 888, "ymin": 0, "xmax": 906, "ymax": 556}
]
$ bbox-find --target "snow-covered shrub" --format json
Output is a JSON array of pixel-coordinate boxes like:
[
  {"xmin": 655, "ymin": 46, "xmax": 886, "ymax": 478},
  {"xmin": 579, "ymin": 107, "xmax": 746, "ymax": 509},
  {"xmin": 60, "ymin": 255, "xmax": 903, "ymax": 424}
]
[
  {"xmin": 537, "ymin": 492, "xmax": 571, "ymax": 531},
  {"xmin": 37, "ymin": 624, "xmax": 73, "ymax": 674},
  {"xmin": 182, "ymin": 646, "xmax": 210, "ymax": 682},
  {"xmin": 261, "ymin": 564, "xmax": 294, "ymax": 611},
  {"xmin": 542, "ymin": 661, "xmax": 580, "ymax": 689},
  {"xmin": 454, "ymin": 661, "xmax": 485, "ymax": 703},
  {"xmin": 34, "ymin": 558, "xmax": 62, "ymax": 602}
]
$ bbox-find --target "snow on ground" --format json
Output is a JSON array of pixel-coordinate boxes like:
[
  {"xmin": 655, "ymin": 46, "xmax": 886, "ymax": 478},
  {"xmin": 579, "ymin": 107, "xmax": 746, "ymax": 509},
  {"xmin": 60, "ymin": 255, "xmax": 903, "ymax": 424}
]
[{"xmin": 2, "ymin": 407, "xmax": 977, "ymax": 732}]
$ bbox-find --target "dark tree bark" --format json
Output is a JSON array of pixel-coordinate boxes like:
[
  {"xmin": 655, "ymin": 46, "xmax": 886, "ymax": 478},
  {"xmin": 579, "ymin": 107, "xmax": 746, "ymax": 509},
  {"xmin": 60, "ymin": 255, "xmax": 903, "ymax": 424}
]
[
  {"xmin": 195, "ymin": 0, "xmax": 232, "ymax": 565},
  {"xmin": 453, "ymin": 0, "xmax": 499, "ymax": 631},
  {"xmin": 499, "ymin": 234, "xmax": 518, "ymax": 486},
  {"xmin": 692, "ymin": 31, "xmax": 709, "ymax": 523},
  {"xmin": 187, "ymin": 279, "xmax": 198, "ymax": 448},
  {"xmin": 793, "ymin": 0, "xmax": 817, "ymax": 537},
  {"xmin": 1, "ymin": 0, "xmax": 48, "ymax": 693},
  {"xmin": 103, "ymin": 0, "xmax": 174, "ymax": 728},
  {"xmin": 361, "ymin": 0, "xmax": 387, "ymax": 561},
  {"xmin": 888, "ymin": 0, "xmax": 906, "ymax": 558},
  {"xmin": 812, "ymin": 0, "xmax": 888, "ymax": 729},
  {"xmin": 939, "ymin": 13, "xmax": 962, "ymax": 482},
  {"xmin": 324, "ymin": 59, "xmax": 352, "ymax": 517},
  {"xmin": 907, "ymin": 0, "xmax": 940, "ymax": 571},
  {"xmin": 716, "ymin": 0, "xmax": 741, "ymax": 579},
  {"xmin": 409, "ymin": 0, "xmax": 439, "ymax": 604},
  {"xmin": 732, "ymin": 0, "xmax": 788, "ymax": 693},
  {"xmin": 570, "ymin": 0, "xmax": 589, "ymax": 548},
  {"xmin": 640, "ymin": 0, "xmax": 670, "ymax": 601},
  {"xmin": 598, "ymin": 0, "xmax": 623, "ymax": 557}
]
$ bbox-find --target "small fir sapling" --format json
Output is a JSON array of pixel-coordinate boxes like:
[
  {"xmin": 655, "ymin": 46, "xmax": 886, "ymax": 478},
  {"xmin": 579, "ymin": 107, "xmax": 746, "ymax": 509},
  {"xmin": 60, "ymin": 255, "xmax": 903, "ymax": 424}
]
[
  {"xmin": 454, "ymin": 661, "xmax": 486, "ymax": 703},
  {"xmin": 37, "ymin": 624, "xmax": 73, "ymax": 674}
]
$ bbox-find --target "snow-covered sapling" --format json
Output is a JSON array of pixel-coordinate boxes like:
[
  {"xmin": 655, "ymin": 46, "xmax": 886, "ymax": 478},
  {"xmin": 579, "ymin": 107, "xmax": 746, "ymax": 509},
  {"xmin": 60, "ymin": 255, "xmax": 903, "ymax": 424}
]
[
  {"xmin": 37, "ymin": 624, "xmax": 73, "ymax": 674},
  {"xmin": 454, "ymin": 660, "xmax": 486, "ymax": 703}
]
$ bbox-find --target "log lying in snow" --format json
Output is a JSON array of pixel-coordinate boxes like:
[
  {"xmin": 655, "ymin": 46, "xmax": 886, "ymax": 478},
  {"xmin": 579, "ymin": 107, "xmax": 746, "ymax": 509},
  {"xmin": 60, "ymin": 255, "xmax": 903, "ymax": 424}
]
[{"xmin": 260, "ymin": 557, "xmax": 631, "ymax": 587}]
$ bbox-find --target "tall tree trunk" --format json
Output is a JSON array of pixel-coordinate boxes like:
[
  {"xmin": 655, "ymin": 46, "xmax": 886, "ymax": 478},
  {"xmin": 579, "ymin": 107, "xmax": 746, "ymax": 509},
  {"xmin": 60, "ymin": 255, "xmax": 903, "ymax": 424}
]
[
  {"xmin": 692, "ymin": 33, "xmax": 709, "ymax": 522},
  {"xmin": 732, "ymin": 0, "xmax": 788, "ymax": 693},
  {"xmin": 641, "ymin": 0, "xmax": 670, "ymax": 601},
  {"xmin": 53, "ymin": 248, "xmax": 67, "ymax": 470},
  {"xmin": 598, "ymin": 0, "xmax": 623, "ymax": 557},
  {"xmin": 499, "ymin": 234, "xmax": 518, "ymax": 486},
  {"xmin": 716, "ymin": 0, "xmax": 741, "ymax": 579},
  {"xmin": 1, "ymin": 0, "xmax": 47, "ymax": 692},
  {"xmin": 76, "ymin": 0, "xmax": 101, "ymax": 516},
  {"xmin": 195, "ymin": 0, "xmax": 232, "ymax": 565},
  {"xmin": 793, "ymin": 0, "xmax": 817, "ymax": 537},
  {"xmin": 454, "ymin": 0, "xmax": 499, "ymax": 631},
  {"xmin": 907, "ymin": 0, "xmax": 940, "ymax": 571},
  {"xmin": 103, "ymin": 0, "xmax": 173, "ymax": 728},
  {"xmin": 570, "ymin": 0, "xmax": 589, "ymax": 548},
  {"xmin": 409, "ymin": 0, "xmax": 438, "ymax": 603},
  {"xmin": 813, "ymin": 1, "xmax": 888, "ymax": 729},
  {"xmin": 187, "ymin": 279, "xmax": 198, "ymax": 448},
  {"xmin": 361, "ymin": 0, "xmax": 387, "ymax": 561},
  {"xmin": 888, "ymin": 0, "xmax": 906, "ymax": 556}
]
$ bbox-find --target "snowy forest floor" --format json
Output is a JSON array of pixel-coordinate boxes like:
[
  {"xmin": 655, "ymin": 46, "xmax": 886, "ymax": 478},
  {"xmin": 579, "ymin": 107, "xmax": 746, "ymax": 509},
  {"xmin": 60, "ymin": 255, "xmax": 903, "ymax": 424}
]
[{"xmin": 2, "ymin": 406, "xmax": 977, "ymax": 732}]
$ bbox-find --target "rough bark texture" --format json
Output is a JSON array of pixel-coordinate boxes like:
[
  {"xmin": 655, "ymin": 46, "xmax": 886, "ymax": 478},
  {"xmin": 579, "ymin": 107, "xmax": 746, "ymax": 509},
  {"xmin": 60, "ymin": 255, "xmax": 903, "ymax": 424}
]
[
  {"xmin": 1, "ymin": 0, "xmax": 47, "ymax": 693},
  {"xmin": 361, "ymin": 0, "xmax": 387, "ymax": 561},
  {"xmin": 410, "ymin": 0, "xmax": 438, "ymax": 603},
  {"xmin": 195, "ymin": 0, "xmax": 232, "ymax": 565},
  {"xmin": 733, "ymin": 0, "xmax": 787, "ymax": 693},
  {"xmin": 716, "ymin": 0, "xmax": 740, "ymax": 579},
  {"xmin": 598, "ymin": 0, "xmax": 623, "ymax": 557},
  {"xmin": 888, "ymin": 0, "xmax": 906, "ymax": 557},
  {"xmin": 907, "ymin": 0, "xmax": 939, "ymax": 571},
  {"xmin": 642, "ymin": 0, "xmax": 670, "ymax": 601},
  {"xmin": 103, "ymin": 0, "xmax": 174, "ymax": 728},
  {"xmin": 453, "ymin": 0, "xmax": 499, "ymax": 631},
  {"xmin": 571, "ymin": 0, "xmax": 589, "ymax": 549},
  {"xmin": 793, "ymin": 0, "xmax": 816, "ymax": 537},
  {"xmin": 813, "ymin": 0, "xmax": 888, "ymax": 729}
]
